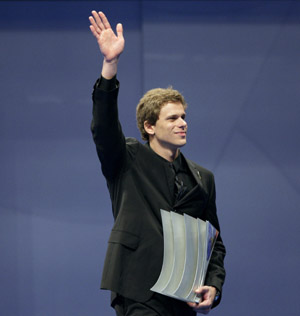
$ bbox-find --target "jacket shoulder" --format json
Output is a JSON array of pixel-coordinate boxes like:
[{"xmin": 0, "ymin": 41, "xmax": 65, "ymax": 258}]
[{"xmin": 185, "ymin": 157, "xmax": 214, "ymax": 179}]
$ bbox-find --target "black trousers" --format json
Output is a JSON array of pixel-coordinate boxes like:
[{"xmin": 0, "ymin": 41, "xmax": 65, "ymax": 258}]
[{"xmin": 112, "ymin": 293, "xmax": 196, "ymax": 316}]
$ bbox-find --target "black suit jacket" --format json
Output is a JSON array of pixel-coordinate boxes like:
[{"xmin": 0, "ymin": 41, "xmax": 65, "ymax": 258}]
[{"xmin": 91, "ymin": 80, "xmax": 226, "ymax": 305}]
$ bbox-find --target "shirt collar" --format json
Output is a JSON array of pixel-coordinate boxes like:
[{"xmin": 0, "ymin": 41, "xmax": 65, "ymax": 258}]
[{"xmin": 145, "ymin": 142, "xmax": 182, "ymax": 169}]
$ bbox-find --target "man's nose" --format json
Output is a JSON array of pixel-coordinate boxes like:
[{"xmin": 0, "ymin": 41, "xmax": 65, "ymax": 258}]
[{"xmin": 179, "ymin": 117, "xmax": 187, "ymax": 128}]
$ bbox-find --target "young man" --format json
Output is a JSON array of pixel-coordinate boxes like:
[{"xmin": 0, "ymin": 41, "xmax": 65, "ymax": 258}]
[{"xmin": 89, "ymin": 11, "xmax": 226, "ymax": 316}]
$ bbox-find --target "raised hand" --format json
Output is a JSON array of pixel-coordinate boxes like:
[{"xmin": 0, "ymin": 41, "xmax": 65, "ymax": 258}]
[{"xmin": 89, "ymin": 11, "xmax": 125, "ymax": 63}]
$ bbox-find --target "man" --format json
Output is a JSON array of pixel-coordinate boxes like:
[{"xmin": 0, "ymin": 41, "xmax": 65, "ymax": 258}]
[{"xmin": 89, "ymin": 11, "xmax": 226, "ymax": 316}]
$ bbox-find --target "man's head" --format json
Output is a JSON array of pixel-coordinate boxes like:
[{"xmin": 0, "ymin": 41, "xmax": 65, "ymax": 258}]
[{"xmin": 136, "ymin": 87, "xmax": 187, "ymax": 141}]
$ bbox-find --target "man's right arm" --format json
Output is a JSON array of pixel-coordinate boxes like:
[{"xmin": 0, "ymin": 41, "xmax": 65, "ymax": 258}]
[{"xmin": 89, "ymin": 11, "xmax": 126, "ymax": 179}]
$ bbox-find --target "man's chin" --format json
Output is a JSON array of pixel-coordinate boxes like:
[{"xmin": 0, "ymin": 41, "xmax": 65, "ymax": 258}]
[{"xmin": 176, "ymin": 140, "xmax": 187, "ymax": 148}]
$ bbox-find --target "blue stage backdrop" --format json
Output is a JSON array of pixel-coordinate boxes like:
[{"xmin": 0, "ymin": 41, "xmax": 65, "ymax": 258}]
[{"xmin": 1, "ymin": 1, "xmax": 299, "ymax": 315}]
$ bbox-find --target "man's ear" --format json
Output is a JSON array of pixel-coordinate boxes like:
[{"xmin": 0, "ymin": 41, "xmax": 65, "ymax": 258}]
[{"xmin": 144, "ymin": 121, "xmax": 155, "ymax": 136}]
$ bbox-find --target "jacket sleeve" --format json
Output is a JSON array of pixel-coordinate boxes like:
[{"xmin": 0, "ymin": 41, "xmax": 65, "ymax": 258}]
[
  {"xmin": 91, "ymin": 79, "xmax": 126, "ymax": 179},
  {"xmin": 204, "ymin": 173, "xmax": 226, "ymax": 308}
]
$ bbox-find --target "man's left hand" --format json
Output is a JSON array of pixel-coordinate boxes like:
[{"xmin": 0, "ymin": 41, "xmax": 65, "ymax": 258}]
[{"xmin": 187, "ymin": 286, "xmax": 217, "ymax": 314}]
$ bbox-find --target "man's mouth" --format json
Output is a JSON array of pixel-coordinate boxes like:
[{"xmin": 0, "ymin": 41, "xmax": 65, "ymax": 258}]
[{"xmin": 175, "ymin": 131, "xmax": 186, "ymax": 136}]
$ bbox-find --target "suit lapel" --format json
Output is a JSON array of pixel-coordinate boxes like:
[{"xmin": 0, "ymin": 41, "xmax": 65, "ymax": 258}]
[
  {"xmin": 183, "ymin": 155, "xmax": 204, "ymax": 189},
  {"xmin": 172, "ymin": 155, "xmax": 208, "ymax": 208}
]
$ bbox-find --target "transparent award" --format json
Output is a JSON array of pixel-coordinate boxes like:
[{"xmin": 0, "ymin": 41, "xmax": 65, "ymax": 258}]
[{"xmin": 150, "ymin": 209, "xmax": 219, "ymax": 303}]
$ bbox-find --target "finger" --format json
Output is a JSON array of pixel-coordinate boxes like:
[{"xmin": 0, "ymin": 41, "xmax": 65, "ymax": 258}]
[
  {"xmin": 89, "ymin": 25, "xmax": 99, "ymax": 38},
  {"xmin": 195, "ymin": 286, "xmax": 210, "ymax": 298},
  {"xmin": 116, "ymin": 23, "xmax": 123, "ymax": 38},
  {"xmin": 191, "ymin": 301, "xmax": 211, "ymax": 314},
  {"xmin": 195, "ymin": 285, "xmax": 209, "ymax": 293},
  {"xmin": 187, "ymin": 302, "xmax": 196, "ymax": 308},
  {"xmin": 193, "ymin": 307, "xmax": 210, "ymax": 315},
  {"xmin": 89, "ymin": 17, "xmax": 101, "ymax": 35},
  {"xmin": 99, "ymin": 11, "xmax": 111, "ymax": 29},
  {"xmin": 91, "ymin": 10, "xmax": 105, "ymax": 31}
]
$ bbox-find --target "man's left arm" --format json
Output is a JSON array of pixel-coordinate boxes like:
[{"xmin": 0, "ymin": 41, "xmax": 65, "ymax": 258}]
[
  {"xmin": 188, "ymin": 172, "xmax": 226, "ymax": 314},
  {"xmin": 204, "ymin": 173, "xmax": 226, "ymax": 305}
]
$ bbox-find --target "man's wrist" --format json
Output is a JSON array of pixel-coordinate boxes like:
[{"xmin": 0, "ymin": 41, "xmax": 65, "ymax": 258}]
[
  {"xmin": 214, "ymin": 290, "xmax": 220, "ymax": 302},
  {"xmin": 101, "ymin": 59, "xmax": 118, "ymax": 79}
]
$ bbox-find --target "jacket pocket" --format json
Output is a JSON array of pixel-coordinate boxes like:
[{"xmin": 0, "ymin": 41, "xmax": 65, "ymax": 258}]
[{"xmin": 108, "ymin": 229, "xmax": 140, "ymax": 250}]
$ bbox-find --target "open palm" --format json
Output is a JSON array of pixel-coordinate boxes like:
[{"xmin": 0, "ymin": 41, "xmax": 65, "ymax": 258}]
[{"xmin": 89, "ymin": 11, "xmax": 125, "ymax": 62}]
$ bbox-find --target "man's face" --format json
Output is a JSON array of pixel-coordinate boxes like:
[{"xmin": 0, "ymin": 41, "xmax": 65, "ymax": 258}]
[{"xmin": 150, "ymin": 101, "xmax": 188, "ymax": 152}]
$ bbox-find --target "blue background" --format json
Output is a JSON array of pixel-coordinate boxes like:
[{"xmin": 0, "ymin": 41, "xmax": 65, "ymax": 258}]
[{"xmin": 1, "ymin": 1, "xmax": 300, "ymax": 315}]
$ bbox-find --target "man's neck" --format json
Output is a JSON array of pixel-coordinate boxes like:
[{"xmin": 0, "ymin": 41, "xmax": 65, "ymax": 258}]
[{"xmin": 148, "ymin": 141, "xmax": 179, "ymax": 162}]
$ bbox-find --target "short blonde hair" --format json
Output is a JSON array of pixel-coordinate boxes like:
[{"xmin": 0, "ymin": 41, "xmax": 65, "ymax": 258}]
[{"xmin": 136, "ymin": 87, "xmax": 187, "ymax": 141}]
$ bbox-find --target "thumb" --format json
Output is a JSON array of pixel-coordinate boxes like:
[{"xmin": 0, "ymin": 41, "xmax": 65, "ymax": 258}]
[
  {"xmin": 116, "ymin": 23, "xmax": 123, "ymax": 38},
  {"xmin": 195, "ymin": 286, "xmax": 210, "ymax": 296}
]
